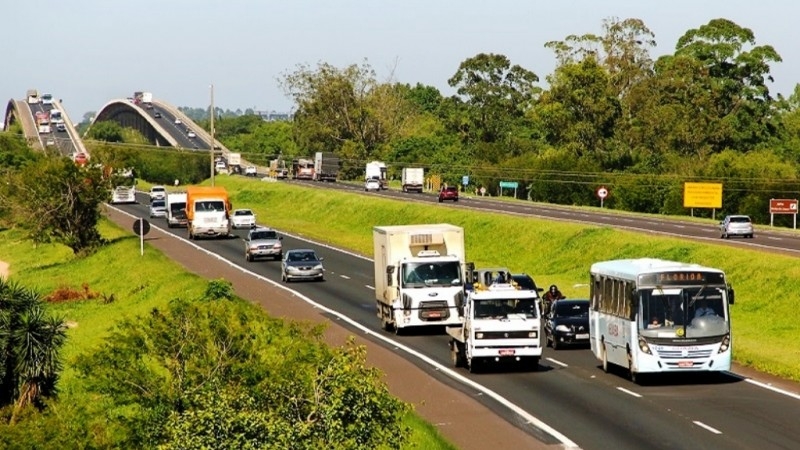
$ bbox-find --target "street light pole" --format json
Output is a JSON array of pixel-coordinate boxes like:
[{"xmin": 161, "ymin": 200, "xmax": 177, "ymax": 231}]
[{"xmin": 210, "ymin": 83, "xmax": 215, "ymax": 187}]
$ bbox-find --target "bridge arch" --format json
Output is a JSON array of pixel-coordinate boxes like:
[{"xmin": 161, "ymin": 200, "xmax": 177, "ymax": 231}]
[{"xmin": 92, "ymin": 99, "xmax": 178, "ymax": 147}]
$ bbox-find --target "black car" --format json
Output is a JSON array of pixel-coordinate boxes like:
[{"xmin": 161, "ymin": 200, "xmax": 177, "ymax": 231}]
[
  {"xmin": 154, "ymin": 111, "xmax": 162, "ymax": 118},
  {"xmin": 511, "ymin": 273, "xmax": 542, "ymax": 293},
  {"xmin": 545, "ymin": 299, "xmax": 590, "ymax": 350}
]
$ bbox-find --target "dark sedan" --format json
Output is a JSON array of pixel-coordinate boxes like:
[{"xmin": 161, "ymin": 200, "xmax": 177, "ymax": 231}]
[{"xmin": 545, "ymin": 299, "xmax": 590, "ymax": 350}]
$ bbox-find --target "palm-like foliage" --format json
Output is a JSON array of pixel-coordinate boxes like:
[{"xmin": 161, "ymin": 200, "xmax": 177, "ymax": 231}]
[{"xmin": 0, "ymin": 278, "xmax": 66, "ymax": 423}]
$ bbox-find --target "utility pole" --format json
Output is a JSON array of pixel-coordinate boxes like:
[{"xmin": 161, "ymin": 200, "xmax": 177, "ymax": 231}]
[{"xmin": 210, "ymin": 83, "xmax": 215, "ymax": 187}]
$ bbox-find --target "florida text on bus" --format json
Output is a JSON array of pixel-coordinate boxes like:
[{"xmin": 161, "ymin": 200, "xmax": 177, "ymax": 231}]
[{"xmin": 589, "ymin": 258, "xmax": 734, "ymax": 380}]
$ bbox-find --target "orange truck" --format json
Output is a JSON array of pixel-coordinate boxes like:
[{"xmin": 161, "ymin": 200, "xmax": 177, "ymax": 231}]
[{"xmin": 185, "ymin": 186, "xmax": 232, "ymax": 239}]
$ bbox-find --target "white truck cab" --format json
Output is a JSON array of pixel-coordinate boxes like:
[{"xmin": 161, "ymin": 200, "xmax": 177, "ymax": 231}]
[{"xmin": 448, "ymin": 282, "xmax": 543, "ymax": 373}]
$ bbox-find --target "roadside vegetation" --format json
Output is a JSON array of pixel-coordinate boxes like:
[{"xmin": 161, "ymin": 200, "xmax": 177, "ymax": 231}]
[{"xmin": 0, "ymin": 222, "xmax": 458, "ymax": 449}]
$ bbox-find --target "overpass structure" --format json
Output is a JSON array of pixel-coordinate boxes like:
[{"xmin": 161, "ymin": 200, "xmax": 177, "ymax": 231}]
[{"xmin": 4, "ymin": 91, "xmax": 253, "ymax": 170}]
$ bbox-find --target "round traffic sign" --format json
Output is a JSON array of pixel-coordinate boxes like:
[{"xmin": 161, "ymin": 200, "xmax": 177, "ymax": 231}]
[
  {"xmin": 133, "ymin": 219, "xmax": 151, "ymax": 236},
  {"xmin": 596, "ymin": 186, "xmax": 609, "ymax": 199}
]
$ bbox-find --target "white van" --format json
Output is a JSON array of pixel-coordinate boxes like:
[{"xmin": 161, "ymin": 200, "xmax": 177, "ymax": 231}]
[{"xmin": 41, "ymin": 93, "xmax": 53, "ymax": 105}]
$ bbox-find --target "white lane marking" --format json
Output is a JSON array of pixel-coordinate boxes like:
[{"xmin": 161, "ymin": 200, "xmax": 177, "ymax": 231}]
[
  {"xmin": 616, "ymin": 387, "xmax": 642, "ymax": 398},
  {"xmin": 340, "ymin": 275, "xmax": 351, "ymax": 280},
  {"xmin": 546, "ymin": 357, "xmax": 568, "ymax": 368},
  {"xmin": 742, "ymin": 378, "xmax": 800, "ymax": 401},
  {"xmin": 365, "ymin": 285, "xmax": 375, "ymax": 290},
  {"xmin": 693, "ymin": 421, "xmax": 722, "ymax": 434},
  {"xmin": 767, "ymin": 236, "xmax": 783, "ymax": 241},
  {"xmin": 673, "ymin": 225, "xmax": 685, "ymax": 229},
  {"xmin": 109, "ymin": 205, "xmax": 580, "ymax": 449}
]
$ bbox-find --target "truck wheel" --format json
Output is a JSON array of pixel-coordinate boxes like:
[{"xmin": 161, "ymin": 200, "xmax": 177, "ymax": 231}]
[
  {"xmin": 468, "ymin": 357, "xmax": 479, "ymax": 374},
  {"xmin": 529, "ymin": 357, "xmax": 540, "ymax": 372}
]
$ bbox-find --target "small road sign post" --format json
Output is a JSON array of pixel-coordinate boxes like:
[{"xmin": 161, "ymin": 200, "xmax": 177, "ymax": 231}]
[
  {"xmin": 132, "ymin": 218, "xmax": 151, "ymax": 256},
  {"xmin": 596, "ymin": 186, "xmax": 609, "ymax": 208}
]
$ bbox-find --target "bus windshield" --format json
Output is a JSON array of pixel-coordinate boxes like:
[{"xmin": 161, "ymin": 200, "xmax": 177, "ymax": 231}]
[
  {"xmin": 639, "ymin": 286, "xmax": 729, "ymax": 338},
  {"xmin": 401, "ymin": 261, "xmax": 462, "ymax": 288}
]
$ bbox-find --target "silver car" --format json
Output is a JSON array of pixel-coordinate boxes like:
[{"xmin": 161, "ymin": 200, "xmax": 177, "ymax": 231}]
[
  {"xmin": 245, "ymin": 227, "xmax": 283, "ymax": 261},
  {"xmin": 281, "ymin": 249, "xmax": 324, "ymax": 282},
  {"xmin": 720, "ymin": 215, "xmax": 754, "ymax": 239},
  {"xmin": 149, "ymin": 199, "xmax": 167, "ymax": 218}
]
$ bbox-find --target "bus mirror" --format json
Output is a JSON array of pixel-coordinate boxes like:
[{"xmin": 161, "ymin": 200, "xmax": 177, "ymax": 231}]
[
  {"xmin": 728, "ymin": 287, "xmax": 735, "ymax": 305},
  {"xmin": 465, "ymin": 262, "xmax": 475, "ymax": 283}
]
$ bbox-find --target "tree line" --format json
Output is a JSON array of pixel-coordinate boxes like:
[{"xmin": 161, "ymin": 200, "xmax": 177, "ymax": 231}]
[{"xmin": 201, "ymin": 17, "xmax": 800, "ymax": 224}]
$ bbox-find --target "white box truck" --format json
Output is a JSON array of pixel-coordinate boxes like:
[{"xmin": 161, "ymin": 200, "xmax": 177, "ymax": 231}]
[
  {"xmin": 373, "ymin": 224, "xmax": 468, "ymax": 333},
  {"xmin": 166, "ymin": 192, "xmax": 188, "ymax": 228},
  {"xmin": 448, "ymin": 281, "xmax": 543, "ymax": 373},
  {"xmin": 401, "ymin": 167, "xmax": 424, "ymax": 193},
  {"xmin": 365, "ymin": 161, "xmax": 388, "ymax": 190}
]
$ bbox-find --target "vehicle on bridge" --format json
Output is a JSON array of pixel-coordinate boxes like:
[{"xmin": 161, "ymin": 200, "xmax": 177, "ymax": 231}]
[
  {"xmin": 590, "ymin": 258, "xmax": 735, "ymax": 383},
  {"xmin": 35, "ymin": 112, "xmax": 51, "ymax": 134},
  {"xmin": 26, "ymin": 89, "xmax": 39, "ymax": 104},
  {"xmin": 49, "ymin": 109, "xmax": 63, "ymax": 124},
  {"xmin": 41, "ymin": 93, "xmax": 53, "ymax": 105}
]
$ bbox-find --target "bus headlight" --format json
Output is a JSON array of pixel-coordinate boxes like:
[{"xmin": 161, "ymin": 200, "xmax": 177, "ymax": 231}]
[
  {"xmin": 718, "ymin": 334, "xmax": 731, "ymax": 353},
  {"xmin": 528, "ymin": 331, "xmax": 538, "ymax": 338},
  {"xmin": 638, "ymin": 337, "xmax": 652, "ymax": 355}
]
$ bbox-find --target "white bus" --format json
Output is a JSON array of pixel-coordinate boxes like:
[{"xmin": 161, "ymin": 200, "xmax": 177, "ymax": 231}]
[{"xmin": 589, "ymin": 258, "xmax": 734, "ymax": 382}]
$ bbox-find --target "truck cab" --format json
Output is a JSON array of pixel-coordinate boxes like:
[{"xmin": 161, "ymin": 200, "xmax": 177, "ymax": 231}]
[{"xmin": 448, "ymin": 283, "xmax": 543, "ymax": 373}]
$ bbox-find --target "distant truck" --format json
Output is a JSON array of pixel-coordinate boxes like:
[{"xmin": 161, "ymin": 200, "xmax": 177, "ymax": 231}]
[
  {"xmin": 313, "ymin": 152, "xmax": 339, "ymax": 182},
  {"xmin": 292, "ymin": 158, "xmax": 315, "ymax": 180},
  {"xmin": 365, "ymin": 161, "xmax": 388, "ymax": 190},
  {"xmin": 401, "ymin": 167, "xmax": 424, "ymax": 193},
  {"xmin": 26, "ymin": 89, "xmax": 39, "ymax": 104},
  {"xmin": 185, "ymin": 186, "xmax": 232, "ymax": 239},
  {"xmin": 166, "ymin": 192, "xmax": 188, "ymax": 228},
  {"xmin": 270, "ymin": 159, "xmax": 288, "ymax": 179},
  {"xmin": 447, "ymin": 281, "xmax": 543, "ymax": 372},
  {"xmin": 373, "ymin": 224, "xmax": 468, "ymax": 334},
  {"xmin": 108, "ymin": 168, "xmax": 137, "ymax": 204}
]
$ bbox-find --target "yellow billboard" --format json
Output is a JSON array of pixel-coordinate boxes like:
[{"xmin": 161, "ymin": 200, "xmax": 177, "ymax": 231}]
[{"xmin": 683, "ymin": 182, "xmax": 722, "ymax": 208}]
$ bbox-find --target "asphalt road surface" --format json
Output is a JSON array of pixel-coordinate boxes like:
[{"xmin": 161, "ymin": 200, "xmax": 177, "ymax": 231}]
[{"xmin": 113, "ymin": 192, "xmax": 800, "ymax": 450}]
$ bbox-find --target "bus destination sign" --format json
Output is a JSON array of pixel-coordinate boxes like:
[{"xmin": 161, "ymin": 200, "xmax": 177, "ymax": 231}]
[{"xmin": 639, "ymin": 271, "xmax": 726, "ymax": 286}]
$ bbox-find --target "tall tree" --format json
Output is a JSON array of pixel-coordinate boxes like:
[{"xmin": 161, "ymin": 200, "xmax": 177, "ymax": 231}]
[
  {"xmin": 447, "ymin": 53, "xmax": 539, "ymax": 144},
  {"xmin": 2, "ymin": 157, "xmax": 109, "ymax": 255},
  {"xmin": 672, "ymin": 18, "xmax": 783, "ymax": 150},
  {"xmin": 545, "ymin": 17, "xmax": 657, "ymax": 97}
]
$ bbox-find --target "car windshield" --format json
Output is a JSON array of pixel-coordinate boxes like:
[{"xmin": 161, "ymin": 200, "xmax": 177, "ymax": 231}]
[
  {"xmin": 251, "ymin": 231, "xmax": 277, "ymax": 240},
  {"xmin": 235, "ymin": 210, "xmax": 253, "ymax": 216},
  {"xmin": 553, "ymin": 301, "xmax": 589, "ymax": 317},
  {"xmin": 288, "ymin": 251, "xmax": 317, "ymax": 262},
  {"xmin": 401, "ymin": 261, "xmax": 461, "ymax": 288}
]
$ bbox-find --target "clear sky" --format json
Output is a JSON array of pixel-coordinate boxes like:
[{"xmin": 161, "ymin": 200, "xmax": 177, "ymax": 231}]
[{"xmin": 3, "ymin": 1, "xmax": 797, "ymax": 122}]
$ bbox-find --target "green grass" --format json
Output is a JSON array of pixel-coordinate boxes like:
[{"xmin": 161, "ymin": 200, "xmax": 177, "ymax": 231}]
[
  {"xmin": 0, "ymin": 221, "xmax": 456, "ymax": 447},
  {"xmin": 206, "ymin": 175, "xmax": 800, "ymax": 382}
]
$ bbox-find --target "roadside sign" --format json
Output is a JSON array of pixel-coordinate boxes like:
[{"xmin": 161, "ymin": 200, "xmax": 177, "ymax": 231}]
[
  {"xmin": 462, "ymin": 175, "xmax": 469, "ymax": 186},
  {"xmin": 499, "ymin": 181, "xmax": 518, "ymax": 189},
  {"xmin": 769, "ymin": 199, "xmax": 798, "ymax": 214},
  {"xmin": 683, "ymin": 182, "xmax": 722, "ymax": 209},
  {"xmin": 132, "ymin": 219, "xmax": 150, "ymax": 236},
  {"xmin": 596, "ymin": 186, "xmax": 609, "ymax": 200}
]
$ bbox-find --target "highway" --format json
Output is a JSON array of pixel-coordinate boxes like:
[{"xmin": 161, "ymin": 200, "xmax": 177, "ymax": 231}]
[
  {"xmin": 113, "ymin": 191, "xmax": 800, "ymax": 450},
  {"xmin": 288, "ymin": 178, "xmax": 800, "ymax": 256},
  {"xmin": 27, "ymin": 100, "xmax": 78, "ymax": 157}
]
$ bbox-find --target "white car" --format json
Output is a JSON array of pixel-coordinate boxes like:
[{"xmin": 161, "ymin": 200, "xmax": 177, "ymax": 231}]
[
  {"xmin": 365, "ymin": 177, "xmax": 381, "ymax": 192},
  {"xmin": 174, "ymin": 118, "xmax": 182, "ymax": 125},
  {"xmin": 245, "ymin": 166, "xmax": 258, "ymax": 177},
  {"xmin": 187, "ymin": 131, "xmax": 196, "ymax": 138},
  {"xmin": 231, "ymin": 209, "xmax": 257, "ymax": 229},
  {"xmin": 216, "ymin": 162, "xmax": 227, "ymax": 172},
  {"xmin": 149, "ymin": 185, "xmax": 167, "ymax": 201}
]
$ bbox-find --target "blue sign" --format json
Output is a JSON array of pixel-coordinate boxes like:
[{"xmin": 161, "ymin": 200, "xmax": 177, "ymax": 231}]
[
  {"xmin": 462, "ymin": 175, "xmax": 470, "ymax": 186},
  {"xmin": 499, "ymin": 181, "xmax": 518, "ymax": 189}
]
